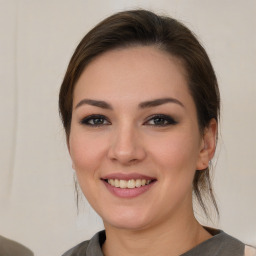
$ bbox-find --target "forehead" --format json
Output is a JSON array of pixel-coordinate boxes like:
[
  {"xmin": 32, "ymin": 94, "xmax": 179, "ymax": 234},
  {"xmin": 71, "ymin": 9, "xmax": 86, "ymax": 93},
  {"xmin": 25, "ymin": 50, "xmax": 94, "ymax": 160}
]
[{"xmin": 73, "ymin": 46, "xmax": 192, "ymax": 107}]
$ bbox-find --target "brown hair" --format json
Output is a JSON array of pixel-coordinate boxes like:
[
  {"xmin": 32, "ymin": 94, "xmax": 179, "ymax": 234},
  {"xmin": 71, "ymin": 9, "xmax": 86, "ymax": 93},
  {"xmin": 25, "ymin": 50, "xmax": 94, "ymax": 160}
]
[{"xmin": 59, "ymin": 9, "xmax": 220, "ymax": 217}]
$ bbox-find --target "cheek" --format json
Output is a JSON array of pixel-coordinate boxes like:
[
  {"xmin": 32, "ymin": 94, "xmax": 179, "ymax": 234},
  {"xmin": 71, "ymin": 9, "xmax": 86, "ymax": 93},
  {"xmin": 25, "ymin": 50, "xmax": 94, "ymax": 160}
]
[
  {"xmin": 149, "ymin": 131, "xmax": 200, "ymax": 171},
  {"xmin": 69, "ymin": 131, "xmax": 107, "ymax": 173},
  {"xmin": 149, "ymin": 133, "xmax": 200, "ymax": 208},
  {"xmin": 68, "ymin": 132, "xmax": 108, "ymax": 203}
]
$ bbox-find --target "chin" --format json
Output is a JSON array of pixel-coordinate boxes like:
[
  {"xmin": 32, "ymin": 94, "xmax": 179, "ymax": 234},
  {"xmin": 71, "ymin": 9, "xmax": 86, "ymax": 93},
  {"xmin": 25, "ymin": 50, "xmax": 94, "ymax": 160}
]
[
  {"xmin": 102, "ymin": 209, "xmax": 153, "ymax": 231},
  {"xmin": 105, "ymin": 219, "xmax": 150, "ymax": 231}
]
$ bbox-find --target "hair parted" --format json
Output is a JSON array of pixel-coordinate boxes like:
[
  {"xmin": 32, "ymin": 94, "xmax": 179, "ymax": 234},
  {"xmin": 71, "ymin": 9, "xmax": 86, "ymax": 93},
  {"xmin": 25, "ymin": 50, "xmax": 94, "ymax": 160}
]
[{"xmin": 59, "ymin": 9, "xmax": 220, "ymax": 218}]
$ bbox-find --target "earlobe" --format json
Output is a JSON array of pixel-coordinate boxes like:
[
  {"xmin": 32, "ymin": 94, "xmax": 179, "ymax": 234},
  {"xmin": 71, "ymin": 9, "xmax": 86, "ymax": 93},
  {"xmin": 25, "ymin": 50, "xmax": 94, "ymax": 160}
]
[{"xmin": 196, "ymin": 118, "xmax": 217, "ymax": 170}]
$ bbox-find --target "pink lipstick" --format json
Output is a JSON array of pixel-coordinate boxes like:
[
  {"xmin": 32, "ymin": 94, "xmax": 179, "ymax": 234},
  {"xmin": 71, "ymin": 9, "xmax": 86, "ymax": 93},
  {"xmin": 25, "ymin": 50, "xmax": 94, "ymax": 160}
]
[{"xmin": 101, "ymin": 173, "xmax": 157, "ymax": 198}]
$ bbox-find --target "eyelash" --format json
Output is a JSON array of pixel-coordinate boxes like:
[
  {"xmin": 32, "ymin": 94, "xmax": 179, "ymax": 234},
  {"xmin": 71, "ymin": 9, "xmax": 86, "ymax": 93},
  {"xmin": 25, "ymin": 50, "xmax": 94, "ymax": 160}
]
[
  {"xmin": 80, "ymin": 114, "xmax": 111, "ymax": 127},
  {"xmin": 144, "ymin": 114, "xmax": 177, "ymax": 126},
  {"xmin": 80, "ymin": 114, "xmax": 177, "ymax": 127}
]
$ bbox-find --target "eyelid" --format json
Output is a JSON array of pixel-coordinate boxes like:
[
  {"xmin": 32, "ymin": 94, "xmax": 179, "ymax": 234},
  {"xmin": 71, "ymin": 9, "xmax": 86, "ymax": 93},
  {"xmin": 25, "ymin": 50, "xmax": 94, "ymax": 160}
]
[
  {"xmin": 144, "ymin": 114, "xmax": 177, "ymax": 126},
  {"xmin": 79, "ymin": 114, "xmax": 111, "ymax": 126}
]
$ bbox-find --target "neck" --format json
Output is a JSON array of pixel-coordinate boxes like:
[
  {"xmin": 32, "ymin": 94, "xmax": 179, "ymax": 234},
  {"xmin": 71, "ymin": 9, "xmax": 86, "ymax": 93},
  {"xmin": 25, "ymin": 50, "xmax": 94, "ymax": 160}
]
[{"xmin": 102, "ymin": 210, "xmax": 212, "ymax": 256}]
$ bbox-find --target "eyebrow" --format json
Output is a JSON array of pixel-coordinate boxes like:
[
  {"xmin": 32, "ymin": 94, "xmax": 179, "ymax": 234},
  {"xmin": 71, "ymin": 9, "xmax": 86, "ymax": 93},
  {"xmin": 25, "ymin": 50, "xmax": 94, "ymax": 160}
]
[
  {"xmin": 139, "ymin": 98, "xmax": 184, "ymax": 108},
  {"xmin": 75, "ymin": 99, "xmax": 113, "ymax": 109},
  {"xmin": 75, "ymin": 97, "xmax": 184, "ymax": 110}
]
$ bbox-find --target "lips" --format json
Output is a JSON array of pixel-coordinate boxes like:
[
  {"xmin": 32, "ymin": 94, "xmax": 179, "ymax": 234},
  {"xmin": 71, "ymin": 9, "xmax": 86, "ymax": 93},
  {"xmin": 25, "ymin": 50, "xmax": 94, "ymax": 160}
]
[
  {"xmin": 101, "ymin": 173, "xmax": 157, "ymax": 198},
  {"xmin": 102, "ymin": 173, "xmax": 155, "ymax": 181}
]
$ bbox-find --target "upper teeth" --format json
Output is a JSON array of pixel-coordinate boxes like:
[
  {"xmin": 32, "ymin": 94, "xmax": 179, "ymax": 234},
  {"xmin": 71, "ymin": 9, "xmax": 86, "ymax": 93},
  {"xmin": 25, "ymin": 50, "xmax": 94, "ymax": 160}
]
[{"xmin": 107, "ymin": 179, "xmax": 151, "ymax": 189}]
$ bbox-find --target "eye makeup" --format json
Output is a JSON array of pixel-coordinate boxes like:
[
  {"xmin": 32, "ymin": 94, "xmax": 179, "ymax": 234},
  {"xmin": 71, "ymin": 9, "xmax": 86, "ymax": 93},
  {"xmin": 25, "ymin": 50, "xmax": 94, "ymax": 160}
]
[
  {"xmin": 80, "ymin": 114, "xmax": 111, "ymax": 127},
  {"xmin": 144, "ymin": 114, "xmax": 178, "ymax": 127}
]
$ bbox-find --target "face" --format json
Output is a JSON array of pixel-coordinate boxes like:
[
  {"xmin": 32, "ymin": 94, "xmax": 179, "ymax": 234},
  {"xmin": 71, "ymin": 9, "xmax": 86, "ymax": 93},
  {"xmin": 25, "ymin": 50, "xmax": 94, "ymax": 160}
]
[{"xmin": 69, "ymin": 46, "xmax": 215, "ymax": 231}]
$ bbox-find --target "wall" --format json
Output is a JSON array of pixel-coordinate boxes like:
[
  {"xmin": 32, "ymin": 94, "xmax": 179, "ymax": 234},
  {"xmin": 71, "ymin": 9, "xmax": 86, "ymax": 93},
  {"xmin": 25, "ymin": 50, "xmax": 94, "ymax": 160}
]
[{"xmin": 0, "ymin": 0, "xmax": 255, "ymax": 255}]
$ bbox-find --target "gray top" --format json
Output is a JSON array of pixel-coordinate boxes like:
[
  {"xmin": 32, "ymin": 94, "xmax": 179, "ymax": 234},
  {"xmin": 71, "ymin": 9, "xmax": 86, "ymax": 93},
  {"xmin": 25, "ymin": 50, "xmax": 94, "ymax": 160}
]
[{"xmin": 62, "ymin": 229, "xmax": 250, "ymax": 256}]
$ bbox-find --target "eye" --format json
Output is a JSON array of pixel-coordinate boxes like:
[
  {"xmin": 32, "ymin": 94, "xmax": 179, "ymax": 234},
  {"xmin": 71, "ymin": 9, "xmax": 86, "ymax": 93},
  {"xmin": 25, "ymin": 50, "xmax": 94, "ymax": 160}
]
[
  {"xmin": 80, "ymin": 114, "xmax": 111, "ymax": 126},
  {"xmin": 144, "ymin": 114, "xmax": 177, "ymax": 126}
]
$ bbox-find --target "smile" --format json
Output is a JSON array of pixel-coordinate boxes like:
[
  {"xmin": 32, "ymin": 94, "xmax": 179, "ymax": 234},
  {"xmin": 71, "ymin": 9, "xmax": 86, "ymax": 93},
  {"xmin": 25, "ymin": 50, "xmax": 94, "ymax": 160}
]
[
  {"xmin": 101, "ymin": 174, "xmax": 157, "ymax": 198},
  {"xmin": 106, "ymin": 179, "xmax": 153, "ymax": 189}
]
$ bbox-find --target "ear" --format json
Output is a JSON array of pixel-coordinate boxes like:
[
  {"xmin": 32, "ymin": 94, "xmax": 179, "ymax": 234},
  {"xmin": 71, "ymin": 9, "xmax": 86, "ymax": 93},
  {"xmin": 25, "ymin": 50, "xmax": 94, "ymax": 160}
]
[{"xmin": 196, "ymin": 118, "xmax": 217, "ymax": 170}]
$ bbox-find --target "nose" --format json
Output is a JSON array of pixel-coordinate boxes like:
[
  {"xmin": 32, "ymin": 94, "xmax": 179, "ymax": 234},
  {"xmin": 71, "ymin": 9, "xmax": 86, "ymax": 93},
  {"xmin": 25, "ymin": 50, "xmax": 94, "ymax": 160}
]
[{"xmin": 107, "ymin": 124, "xmax": 146, "ymax": 165}]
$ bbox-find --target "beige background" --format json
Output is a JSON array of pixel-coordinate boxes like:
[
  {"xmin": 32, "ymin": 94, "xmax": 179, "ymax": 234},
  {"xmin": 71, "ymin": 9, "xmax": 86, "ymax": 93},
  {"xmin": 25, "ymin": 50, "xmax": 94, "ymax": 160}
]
[{"xmin": 0, "ymin": 0, "xmax": 255, "ymax": 255}]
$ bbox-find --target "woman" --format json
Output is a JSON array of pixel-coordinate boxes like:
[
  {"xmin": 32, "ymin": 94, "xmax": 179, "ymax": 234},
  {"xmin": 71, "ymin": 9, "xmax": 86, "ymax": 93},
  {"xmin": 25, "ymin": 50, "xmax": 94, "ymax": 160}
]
[{"xmin": 59, "ymin": 9, "xmax": 256, "ymax": 256}]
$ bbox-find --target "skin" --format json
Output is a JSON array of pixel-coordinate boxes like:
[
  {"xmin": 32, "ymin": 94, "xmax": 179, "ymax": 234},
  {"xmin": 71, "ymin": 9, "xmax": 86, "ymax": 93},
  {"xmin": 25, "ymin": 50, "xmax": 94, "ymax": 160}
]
[{"xmin": 69, "ymin": 46, "xmax": 217, "ymax": 256}]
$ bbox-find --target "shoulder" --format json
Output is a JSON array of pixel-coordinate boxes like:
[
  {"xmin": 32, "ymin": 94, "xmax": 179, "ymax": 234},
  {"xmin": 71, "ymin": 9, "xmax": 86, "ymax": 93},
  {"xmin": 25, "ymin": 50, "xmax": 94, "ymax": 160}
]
[
  {"xmin": 62, "ymin": 240, "xmax": 90, "ymax": 256},
  {"xmin": 217, "ymin": 232, "xmax": 256, "ymax": 256},
  {"xmin": 62, "ymin": 231, "xmax": 105, "ymax": 256},
  {"xmin": 182, "ymin": 229, "xmax": 252, "ymax": 256},
  {"xmin": 204, "ymin": 230, "xmax": 256, "ymax": 256}
]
